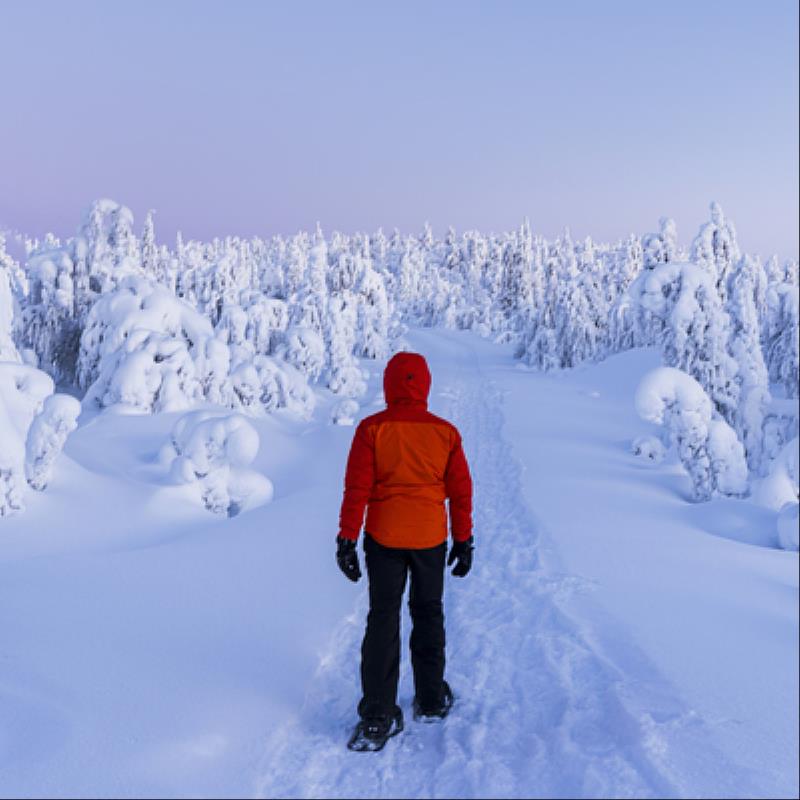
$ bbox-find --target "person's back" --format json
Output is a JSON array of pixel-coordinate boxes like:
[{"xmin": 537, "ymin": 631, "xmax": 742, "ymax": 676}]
[{"xmin": 336, "ymin": 351, "xmax": 474, "ymax": 751}]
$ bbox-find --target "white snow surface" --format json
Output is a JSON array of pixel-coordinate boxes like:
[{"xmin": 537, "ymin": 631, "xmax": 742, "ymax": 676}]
[{"xmin": 0, "ymin": 329, "xmax": 797, "ymax": 799}]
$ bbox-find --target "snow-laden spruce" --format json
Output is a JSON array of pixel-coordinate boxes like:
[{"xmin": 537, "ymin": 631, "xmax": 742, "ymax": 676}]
[
  {"xmin": 79, "ymin": 276, "xmax": 212, "ymax": 414},
  {"xmin": 0, "ymin": 362, "xmax": 77, "ymax": 515},
  {"xmin": 160, "ymin": 410, "xmax": 273, "ymax": 516},
  {"xmin": 79, "ymin": 276, "xmax": 315, "ymax": 418},
  {"xmin": 25, "ymin": 394, "xmax": 81, "ymax": 491},
  {"xmin": 691, "ymin": 201, "xmax": 741, "ymax": 301},
  {"xmin": 763, "ymin": 282, "xmax": 799, "ymax": 399},
  {"xmin": 726, "ymin": 254, "xmax": 771, "ymax": 472},
  {"xmin": 630, "ymin": 260, "xmax": 740, "ymax": 427},
  {"xmin": 5, "ymin": 196, "xmax": 798, "ymax": 525},
  {"xmin": 0, "ymin": 236, "xmax": 24, "ymax": 363},
  {"xmin": 635, "ymin": 367, "xmax": 748, "ymax": 501}
]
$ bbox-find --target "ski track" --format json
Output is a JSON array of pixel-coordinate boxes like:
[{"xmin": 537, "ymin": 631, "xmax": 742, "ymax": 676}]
[{"xmin": 253, "ymin": 338, "xmax": 691, "ymax": 799}]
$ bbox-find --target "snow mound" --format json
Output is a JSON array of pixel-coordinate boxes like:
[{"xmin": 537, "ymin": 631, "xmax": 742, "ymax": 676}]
[{"xmin": 161, "ymin": 410, "xmax": 273, "ymax": 516}]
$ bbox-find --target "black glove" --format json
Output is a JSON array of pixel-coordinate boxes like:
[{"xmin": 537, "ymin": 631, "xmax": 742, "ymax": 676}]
[
  {"xmin": 336, "ymin": 536, "xmax": 362, "ymax": 582},
  {"xmin": 448, "ymin": 536, "xmax": 474, "ymax": 577}
]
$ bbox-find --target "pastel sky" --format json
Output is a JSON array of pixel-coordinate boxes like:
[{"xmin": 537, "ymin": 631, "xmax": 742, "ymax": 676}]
[{"xmin": 1, "ymin": 0, "xmax": 798, "ymax": 258}]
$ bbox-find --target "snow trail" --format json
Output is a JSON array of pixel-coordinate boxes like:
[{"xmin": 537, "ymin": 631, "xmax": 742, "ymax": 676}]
[{"xmin": 254, "ymin": 335, "xmax": 682, "ymax": 799}]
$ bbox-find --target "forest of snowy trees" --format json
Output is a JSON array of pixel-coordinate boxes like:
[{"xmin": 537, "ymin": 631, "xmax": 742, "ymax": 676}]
[{"xmin": 0, "ymin": 199, "xmax": 798, "ymax": 519}]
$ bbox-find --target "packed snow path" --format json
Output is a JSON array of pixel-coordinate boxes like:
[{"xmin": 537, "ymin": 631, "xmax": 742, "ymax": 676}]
[{"xmin": 256, "ymin": 335, "xmax": 695, "ymax": 799}]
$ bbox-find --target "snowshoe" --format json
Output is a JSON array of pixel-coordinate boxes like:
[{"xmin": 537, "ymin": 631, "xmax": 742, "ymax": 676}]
[
  {"xmin": 346, "ymin": 708, "xmax": 404, "ymax": 752},
  {"xmin": 413, "ymin": 681, "xmax": 454, "ymax": 722}
]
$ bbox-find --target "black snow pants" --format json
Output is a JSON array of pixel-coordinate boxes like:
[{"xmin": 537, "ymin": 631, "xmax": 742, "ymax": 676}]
[{"xmin": 358, "ymin": 533, "xmax": 447, "ymax": 720}]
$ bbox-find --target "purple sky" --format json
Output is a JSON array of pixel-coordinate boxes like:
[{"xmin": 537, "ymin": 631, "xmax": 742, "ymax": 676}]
[{"xmin": 1, "ymin": 0, "xmax": 798, "ymax": 259}]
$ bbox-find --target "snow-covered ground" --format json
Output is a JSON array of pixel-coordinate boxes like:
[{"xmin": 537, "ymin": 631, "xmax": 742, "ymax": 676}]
[{"xmin": 1, "ymin": 328, "xmax": 797, "ymax": 798}]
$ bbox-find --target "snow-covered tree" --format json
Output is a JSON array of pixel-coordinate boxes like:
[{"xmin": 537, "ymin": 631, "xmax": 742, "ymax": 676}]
[
  {"xmin": 162, "ymin": 410, "xmax": 273, "ymax": 516},
  {"xmin": 631, "ymin": 261, "xmax": 739, "ymax": 427},
  {"xmin": 636, "ymin": 367, "xmax": 748, "ymax": 501},
  {"xmin": 140, "ymin": 210, "xmax": 158, "ymax": 276},
  {"xmin": 763, "ymin": 283, "xmax": 799, "ymax": 398},
  {"xmin": 726, "ymin": 255, "xmax": 771, "ymax": 471},
  {"xmin": 0, "ymin": 236, "xmax": 23, "ymax": 362},
  {"xmin": 25, "ymin": 394, "xmax": 81, "ymax": 490},
  {"xmin": 643, "ymin": 217, "xmax": 678, "ymax": 270},
  {"xmin": 0, "ymin": 361, "xmax": 76, "ymax": 515},
  {"xmin": 690, "ymin": 201, "xmax": 740, "ymax": 300}
]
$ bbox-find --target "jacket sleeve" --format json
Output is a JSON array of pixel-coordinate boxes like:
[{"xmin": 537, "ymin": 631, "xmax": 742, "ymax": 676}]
[
  {"xmin": 338, "ymin": 421, "xmax": 376, "ymax": 541},
  {"xmin": 444, "ymin": 429, "xmax": 473, "ymax": 542}
]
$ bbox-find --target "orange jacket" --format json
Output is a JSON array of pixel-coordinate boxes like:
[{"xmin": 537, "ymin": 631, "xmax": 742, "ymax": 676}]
[{"xmin": 338, "ymin": 352, "xmax": 473, "ymax": 549}]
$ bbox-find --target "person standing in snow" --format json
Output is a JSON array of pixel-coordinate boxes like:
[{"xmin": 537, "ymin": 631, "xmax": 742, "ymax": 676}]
[{"xmin": 336, "ymin": 351, "xmax": 474, "ymax": 751}]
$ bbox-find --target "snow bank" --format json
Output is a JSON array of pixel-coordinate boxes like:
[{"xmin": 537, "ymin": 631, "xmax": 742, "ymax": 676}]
[
  {"xmin": 635, "ymin": 367, "xmax": 747, "ymax": 500},
  {"xmin": 161, "ymin": 411, "xmax": 273, "ymax": 516}
]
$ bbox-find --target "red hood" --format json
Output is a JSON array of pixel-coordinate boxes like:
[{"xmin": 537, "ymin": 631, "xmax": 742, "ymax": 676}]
[{"xmin": 383, "ymin": 352, "xmax": 431, "ymax": 407}]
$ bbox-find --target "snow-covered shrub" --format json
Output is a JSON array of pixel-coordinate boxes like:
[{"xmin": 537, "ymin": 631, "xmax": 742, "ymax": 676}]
[
  {"xmin": 79, "ymin": 277, "xmax": 212, "ymax": 414},
  {"xmin": 0, "ymin": 363, "xmax": 76, "ymax": 515},
  {"xmin": 635, "ymin": 367, "xmax": 747, "ymax": 501},
  {"xmin": 20, "ymin": 245, "xmax": 81, "ymax": 383},
  {"xmin": 227, "ymin": 362, "xmax": 261, "ymax": 412},
  {"xmin": 249, "ymin": 355, "xmax": 315, "ymax": 417},
  {"xmin": 162, "ymin": 410, "xmax": 273, "ymax": 516},
  {"xmin": 215, "ymin": 303, "xmax": 250, "ymax": 350},
  {"xmin": 631, "ymin": 435, "xmax": 666, "ymax": 464},
  {"xmin": 25, "ymin": 394, "xmax": 81, "ymax": 490},
  {"xmin": 726, "ymin": 255, "xmax": 771, "ymax": 472},
  {"xmin": 244, "ymin": 296, "xmax": 289, "ymax": 354},
  {"xmin": 18, "ymin": 200, "xmax": 143, "ymax": 385},
  {"xmin": 327, "ymin": 362, "xmax": 367, "ymax": 398},
  {"xmin": 754, "ymin": 437, "xmax": 799, "ymax": 512},
  {"xmin": 354, "ymin": 265, "xmax": 390, "ymax": 359},
  {"xmin": 0, "ymin": 242, "xmax": 22, "ymax": 362},
  {"xmin": 706, "ymin": 419, "xmax": 749, "ymax": 497},
  {"xmin": 332, "ymin": 398, "xmax": 359, "ymax": 426},
  {"xmin": 690, "ymin": 201, "xmax": 740, "ymax": 300},
  {"xmin": 777, "ymin": 502, "xmax": 799, "ymax": 551},
  {"xmin": 279, "ymin": 326, "xmax": 325, "ymax": 382},
  {"xmin": 762, "ymin": 398, "xmax": 799, "ymax": 469},
  {"xmin": 642, "ymin": 217, "xmax": 679, "ymax": 270},
  {"xmin": 763, "ymin": 283, "xmax": 799, "ymax": 399},
  {"xmin": 630, "ymin": 261, "xmax": 739, "ymax": 427}
]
